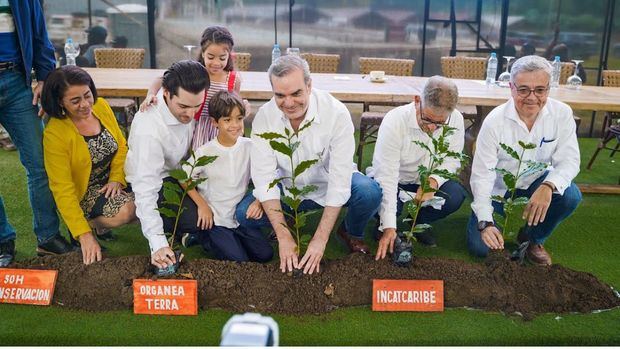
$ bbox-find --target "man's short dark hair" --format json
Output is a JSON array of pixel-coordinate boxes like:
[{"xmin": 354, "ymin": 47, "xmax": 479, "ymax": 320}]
[
  {"xmin": 41, "ymin": 65, "xmax": 98, "ymax": 119},
  {"xmin": 208, "ymin": 90, "xmax": 246, "ymax": 121},
  {"xmin": 162, "ymin": 60, "xmax": 209, "ymax": 98}
]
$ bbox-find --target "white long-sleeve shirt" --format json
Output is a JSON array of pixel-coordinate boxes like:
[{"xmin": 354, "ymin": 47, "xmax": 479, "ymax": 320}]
[
  {"xmin": 183, "ymin": 137, "xmax": 252, "ymax": 229},
  {"xmin": 251, "ymin": 88, "xmax": 356, "ymax": 207},
  {"xmin": 470, "ymin": 97, "xmax": 580, "ymax": 222},
  {"xmin": 125, "ymin": 89, "xmax": 194, "ymax": 253},
  {"xmin": 366, "ymin": 102, "xmax": 465, "ymax": 230}
]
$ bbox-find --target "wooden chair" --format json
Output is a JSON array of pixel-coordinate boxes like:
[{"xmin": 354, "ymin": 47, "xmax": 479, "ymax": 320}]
[
  {"xmin": 586, "ymin": 70, "xmax": 620, "ymax": 169},
  {"xmin": 94, "ymin": 48, "xmax": 146, "ymax": 135},
  {"xmin": 558, "ymin": 62, "xmax": 576, "ymax": 84},
  {"xmin": 233, "ymin": 52, "xmax": 251, "ymax": 71},
  {"xmin": 300, "ymin": 53, "xmax": 340, "ymax": 73},
  {"xmin": 359, "ymin": 57, "xmax": 415, "ymax": 76},
  {"xmin": 356, "ymin": 57, "xmax": 416, "ymax": 169},
  {"xmin": 440, "ymin": 56, "xmax": 488, "ymax": 129}
]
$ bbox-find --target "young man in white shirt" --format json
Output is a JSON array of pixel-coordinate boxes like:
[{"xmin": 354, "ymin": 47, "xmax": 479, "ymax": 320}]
[
  {"xmin": 367, "ymin": 76, "xmax": 467, "ymax": 260},
  {"xmin": 468, "ymin": 55, "xmax": 582, "ymax": 265},
  {"xmin": 180, "ymin": 91, "xmax": 273, "ymax": 263},
  {"xmin": 236, "ymin": 55, "xmax": 382, "ymax": 275},
  {"xmin": 124, "ymin": 60, "xmax": 209, "ymax": 270}
]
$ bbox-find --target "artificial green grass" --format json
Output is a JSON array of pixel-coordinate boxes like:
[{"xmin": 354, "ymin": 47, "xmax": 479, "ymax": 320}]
[{"xmin": 0, "ymin": 137, "xmax": 619, "ymax": 346}]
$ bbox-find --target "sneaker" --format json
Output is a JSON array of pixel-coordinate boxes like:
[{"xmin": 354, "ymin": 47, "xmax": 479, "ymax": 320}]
[
  {"xmin": 415, "ymin": 229, "xmax": 437, "ymax": 247},
  {"xmin": 181, "ymin": 232, "xmax": 199, "ymax": 248},
  {"xmin": 36, "ymin": 235, "xmax": 75, "ymax": 256},
  {"xmin": 0, "ymin": 240, "xmax": 15, "ymax": 267}
]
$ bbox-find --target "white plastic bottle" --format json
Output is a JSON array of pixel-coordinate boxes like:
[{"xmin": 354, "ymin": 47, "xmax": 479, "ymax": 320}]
[
  {"xmin": 486, "ymin": 52, "xmax": 498, "ymax": 86},
  {"xmin": 271, "ymin": 44, "xmax": 281, "ymax": 64},
  {"xmin": 551, "ymin": 56, "xmax": 561, "ymax": 89},
  {"xmin": 64, "ymin": 37, "xmax": 79, "ymax": 66}
]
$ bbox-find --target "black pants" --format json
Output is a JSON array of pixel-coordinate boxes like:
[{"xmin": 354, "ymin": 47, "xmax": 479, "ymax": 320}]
[{"xmin": 157, "ymin": 177, "xmax": 200, "ymax": 238}]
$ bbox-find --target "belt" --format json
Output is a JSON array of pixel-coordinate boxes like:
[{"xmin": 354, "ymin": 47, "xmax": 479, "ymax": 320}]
[{"xmin": 0, "ymin": 62, "xmax": 17, "ymax": 71}]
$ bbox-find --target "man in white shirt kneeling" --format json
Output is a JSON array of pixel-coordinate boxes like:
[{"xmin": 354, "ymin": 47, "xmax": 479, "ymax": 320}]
[
  {"xmin": 468, "ymin": 55, "xmax": 582, "ymax": 265},
  {"xmin": 367, "ymin": 76, "xmax": 467, "ymax": 260},
  {"xmin": 124, "ymin": 60, "xmax": 209, "ymax": 269},
  {"xmin": 236, "ymin": 55, "xmax": 382, "ymax": 275}
]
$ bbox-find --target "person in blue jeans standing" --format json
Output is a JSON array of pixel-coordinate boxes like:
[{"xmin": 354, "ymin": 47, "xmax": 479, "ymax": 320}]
[
  {"xmin": 468, "ymin": 55, "xmax": 582, "ymax": 265},
  {"xmin": 0, "ymin": 0, "xmax": 74, "ymax": 267},
  {"xmin": 236, "ymin": 55, "xmax": 382, "ymax": 275}
]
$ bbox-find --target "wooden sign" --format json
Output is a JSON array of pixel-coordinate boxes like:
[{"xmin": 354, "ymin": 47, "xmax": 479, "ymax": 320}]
[
  {"xmin": 0, "ymin": 269, "xmax": 58, "ymax": 306},
  {"xmin": 372, "ymin": 280, "xmax": 444, "ymax": 312},
  {"xmin": 133, "ymin": 279, "xmax": 197, "ymax": 315}
]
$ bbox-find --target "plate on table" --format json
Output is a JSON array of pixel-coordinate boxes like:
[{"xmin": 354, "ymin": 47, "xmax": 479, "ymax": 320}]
[{"xmin": 370, "ymin": 76, "xmax": 388, "ymax": 83}]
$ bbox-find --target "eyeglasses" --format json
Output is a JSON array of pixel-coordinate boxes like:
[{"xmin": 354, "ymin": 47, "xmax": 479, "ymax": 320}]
[
  {"xmin": 417, "ymin": 100, "xmax": 451, "ymax": 128},
  {"xmin": 514, "ymin": 86, "xmax": 549, "ymax": 98}
]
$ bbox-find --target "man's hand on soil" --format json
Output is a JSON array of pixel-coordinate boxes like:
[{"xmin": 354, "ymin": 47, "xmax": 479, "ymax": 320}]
[
  {"xmin": 79, "ymin": 232, "xmax": 102, "ymax": 265},
  {"xmin": 278, "ymin": 234, "xmax": 299, "ymax": 273},
  {"xmin": 481, "ymin": 226, "xmax": 504, "ymax": 250},
  {"xmin": 151, "ymin": 246, "xmax": 176, "ymax": 269},
  {"xmin": 299, "ymin": 236, "xmax": 327, "ymax": 275},
  {"xmin": 375, "ymin": 228, "xmax": 396, "ymax": 260}
]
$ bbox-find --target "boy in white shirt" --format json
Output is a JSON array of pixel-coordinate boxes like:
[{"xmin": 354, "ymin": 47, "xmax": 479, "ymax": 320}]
[{"xmin": 181, "ymin": 91, "xmax": 273, "ymax": 262}]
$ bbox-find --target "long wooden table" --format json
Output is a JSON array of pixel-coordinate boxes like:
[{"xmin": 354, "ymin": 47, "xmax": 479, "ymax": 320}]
[{"xmin": 86, "ymin": 68, "xmax": 620, "ymax": 113}]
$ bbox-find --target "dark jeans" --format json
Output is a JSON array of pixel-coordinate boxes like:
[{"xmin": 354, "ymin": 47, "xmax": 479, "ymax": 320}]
[
  {"xmin": 0, "ymin": 69, "xmax": 60, "ymax": 244},
  {"xmin": 199, "ymin": 225, "xmax": 273, "ymax": 263},
  {"xmin": 157, "ymin": 177, "xmax": 201, "ymax": 237},
  {"xmin": 395, "ymin": 180, "xmax": 467, "ymax": 226},
  {"xmin": 235, "ymin": 172, "xmax": 382, "ymax": 239},
  {"xmin": 466, "ymin": 173, "xmax": 582, "ymax": 257}
]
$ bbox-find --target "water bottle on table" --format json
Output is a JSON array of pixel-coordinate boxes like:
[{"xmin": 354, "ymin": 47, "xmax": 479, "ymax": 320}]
[
  {"xmin": 271, "ymin": 44, "xmax": 281, "ymax": 64},
  {"xmin": 64, "ymin": 37, "xmax": 80, "ymax": 66},
  {"xmin": 486, "ymin": 52, "xmax": 498, "ymax": 86},
  {"xmin": 551, "ymin": 56, "xmax": 561, "ymax": 89}
]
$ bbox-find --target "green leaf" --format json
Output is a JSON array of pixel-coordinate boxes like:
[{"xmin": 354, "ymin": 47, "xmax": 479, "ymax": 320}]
[
  {"xmin": 299, "ymin": 184, "xmax": 318, "ymax": 197},
  {"xmin": 195, "ymin": 155, "xmax": 218, "ymax": 167},
  {"xmin": 294, "ymin": 159, "xmax": 319, "ymax": 177},
  {"xmin": 298, "ymin": 118, "xmax": 314, "ymax": 133},
  {"xmin": 290, "ymin": 141, "xmax": 300, "ymax": 154},
  {"xmin": 270, "ymin": 140, "xmax": 292, "ymax": 157},
  {"xmin": 268, "ymin": 177, "xmax": 288, "ymax": 190},
  {"xmin": 431, "ymin": 169, "xmax": 459, "ymax": 182},
  {"xmin": 519, "ymin": 161, "xmax": 548, "ymax": 178},
  {"xmin": 405, "ymin": 201, "xmax": 418, "ymax": 219},
  {"xmin": 512, "ymin": 197, "xmax": 529, "ymax": 207},
  {"xmin": 257, "ymin": 132, "xmax": 285, "ymax": 140},
  {"xmin": 281, "ymin": 195, "xmax": 301, "ymax": 211},
  {"xmin": 295, "ymin": 214, "xmax": 307, "ymax": 230},
  {"xmin": 491, "ymin": 195, "xmax": 506, "ymax": 204},
  {"xmin": 163, "ymin": 181, "xmax": 182, "ymax": 193},
  {"xmin": 518, "ymin": 140, "xmax": 537, "ymax": 150},
  {"xmin": 413, "ymin": 140, "xmax": 432, "ymax": 154},
  {"xmin": 413, "ymin": 223, "xmax": 432, "ymax": 232},
  {"xmin": 284, "ymin": 127, "xmax": 291, "ymax": 136},
  {"xmin": 299, "ymin": 234, "xmax": 311, "ymax": 248},
  {"xmin": 500, "ymin": 143, "xmax": 520, "ymax": 161},
  {"xmin": 163, "ymin": 187, "xmax": 180, "ymax": 205},
  {"xmin": 169, "ymin": 169, "xmax": 188, "ymax": 181},
  {"xmin": 156, "ymin": 207, "xmax": 177, "ymax": 218}
]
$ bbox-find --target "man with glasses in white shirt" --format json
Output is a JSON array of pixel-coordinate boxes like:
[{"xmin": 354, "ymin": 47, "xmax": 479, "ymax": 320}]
[
  {"xmin": 236, "ymin": 55, "xmax": 382, "ymax": 275},
  {"xmin": 125, "ymin": 60, "xmax": 209, "ymax": 270},
  {"xmin": 367, "ymin": 76, "xmax": 467, "ymax": 260},
  {"xmin": 468, "ymin": 55, "xmax": 582, "ymax": 265}
]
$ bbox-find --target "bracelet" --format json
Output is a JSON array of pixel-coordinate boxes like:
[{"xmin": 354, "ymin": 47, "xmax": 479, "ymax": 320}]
[{"xmin": 541, "ymin": 182, "xmax": 555, "ymax": 191}]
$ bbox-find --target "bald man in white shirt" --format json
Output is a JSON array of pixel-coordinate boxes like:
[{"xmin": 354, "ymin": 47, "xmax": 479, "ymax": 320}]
[{"xmin": 468, "ymin": 55, "xmax": 582, "ymax": 265}]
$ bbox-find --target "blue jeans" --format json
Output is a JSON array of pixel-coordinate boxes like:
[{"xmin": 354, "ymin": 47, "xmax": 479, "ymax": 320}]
[
  {"xmin": 0, "ymin": 69, "xmax": 60, "ymax": 244},
  {"xmin": 199, "ymin": 225, "xmax": 273, "ymax": 263},
  {"xmin": 235, "ymin": 172, "xmax": 382, "ymax": 239},
  {"xmin": 395, "ymin": 180, "xmax": 466, "ymax": 226},
  {"xmin": 466, "ymin": 173, "xmax": 582, "ymax": 257}
]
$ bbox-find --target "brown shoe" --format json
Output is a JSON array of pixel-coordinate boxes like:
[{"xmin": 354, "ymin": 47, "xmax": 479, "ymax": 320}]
[
  {"xmin": 336, "ymin": 224, "xmax": 369, "ymax": 254},
  {"xmin": 526, "ymin": 244, "xmax": 552, "ymax": 266}
]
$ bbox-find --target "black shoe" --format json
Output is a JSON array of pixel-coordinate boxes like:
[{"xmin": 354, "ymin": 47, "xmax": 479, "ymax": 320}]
[
  {"xmin": 416, "ymin": 229, "xmax": 437, "ymax": 247},
  {"xmin": 36, "ymin": 235, "xmax": 75, "ymax": 256},
  {"xmin": 181, "ymin": 232, "xmax": 199, "ymax": 248},
  {"xmin": 0, "ymin": 240, "xmax": 15, "ymax": 267}
]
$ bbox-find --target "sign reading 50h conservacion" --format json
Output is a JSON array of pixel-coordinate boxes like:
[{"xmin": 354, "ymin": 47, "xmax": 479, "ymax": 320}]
[
  {"xmin": 0, "ymin": 269, "xmax": 58, "ymax": 306},
  {"xmin": 133, "ymin": 279, "xmax": 197, "ymax": 315},
  {"xmin": 372, "ymin": 279, "xmax": 444, "ymax": 312}
]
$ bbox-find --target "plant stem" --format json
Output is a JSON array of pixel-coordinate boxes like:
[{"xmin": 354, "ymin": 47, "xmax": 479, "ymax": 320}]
[
  {"xmin": 288, "ymin": 133, "xmax": 301, "ymax": 255},
  {"xmin": 503, "ymin": 147, "xmax": 526, "ymax": 236},
  {"xmin": 409, "ymin": 141, "xmax": 437, "ymax": 237}
]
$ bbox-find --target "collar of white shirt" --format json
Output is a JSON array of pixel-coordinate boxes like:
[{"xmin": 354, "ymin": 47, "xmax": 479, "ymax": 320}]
[
  {"xmin": 156, "ymin": 88, "xmax": 185, "ymax": 126},
  {"xmin": 505, "ymin": 98, "xmax": 550, "ymax": 129}
]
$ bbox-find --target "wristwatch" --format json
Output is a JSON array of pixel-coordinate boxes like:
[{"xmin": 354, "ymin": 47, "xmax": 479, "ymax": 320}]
[{"xmin": 477, "ymin": 221, "xmax": 495, "ymax": 231}]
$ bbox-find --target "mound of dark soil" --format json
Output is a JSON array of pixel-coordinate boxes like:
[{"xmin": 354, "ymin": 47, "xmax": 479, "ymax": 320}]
[{"xmin": 13, "ymin": 251, "xmax": 620, "ymax": 319}]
